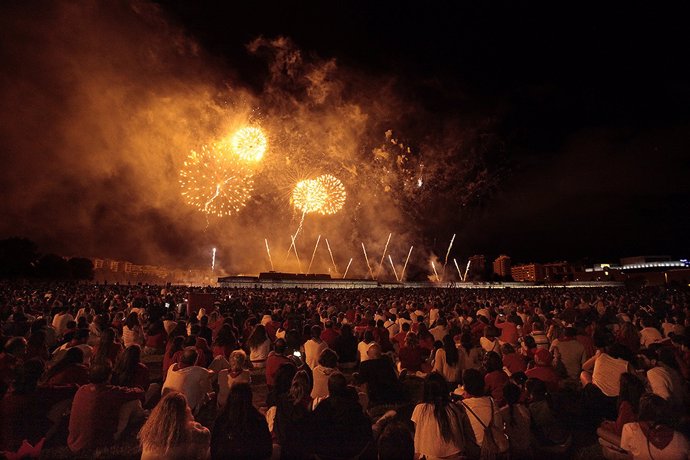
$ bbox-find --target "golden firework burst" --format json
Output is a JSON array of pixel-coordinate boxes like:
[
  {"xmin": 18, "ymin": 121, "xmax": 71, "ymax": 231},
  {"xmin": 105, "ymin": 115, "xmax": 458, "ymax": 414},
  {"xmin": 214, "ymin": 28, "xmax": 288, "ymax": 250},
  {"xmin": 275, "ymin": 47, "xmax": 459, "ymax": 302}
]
[
  {"xmin": 179, "ymin": 144, "xmax": 254, "ymax": 217},
  {"xmin": 291, "ymin": 179, "xmax": 327, "ymax": 214},
  {"xmin": 230, "ymin": 126, "xmax": 267, "ymax": 162},
  {"xmin": 315, "ymin": 174, "xmax": 346, "ymax": 215}
]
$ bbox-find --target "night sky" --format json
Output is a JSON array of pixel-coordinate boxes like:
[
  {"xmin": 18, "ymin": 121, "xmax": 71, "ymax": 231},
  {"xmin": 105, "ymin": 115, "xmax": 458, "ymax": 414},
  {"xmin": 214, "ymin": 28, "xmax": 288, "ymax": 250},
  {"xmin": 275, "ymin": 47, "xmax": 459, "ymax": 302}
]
[{"xmin": 1, "ymin": 1, "xmax": 689, "ymax": 270}]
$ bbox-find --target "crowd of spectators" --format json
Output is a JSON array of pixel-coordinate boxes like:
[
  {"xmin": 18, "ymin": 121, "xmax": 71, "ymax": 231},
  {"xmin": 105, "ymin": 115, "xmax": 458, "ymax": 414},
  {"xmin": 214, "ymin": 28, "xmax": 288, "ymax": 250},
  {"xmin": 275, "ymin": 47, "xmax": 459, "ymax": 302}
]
[{"xmin": 0, "ymin": 282, "xmax": 689, "ymax": 459}]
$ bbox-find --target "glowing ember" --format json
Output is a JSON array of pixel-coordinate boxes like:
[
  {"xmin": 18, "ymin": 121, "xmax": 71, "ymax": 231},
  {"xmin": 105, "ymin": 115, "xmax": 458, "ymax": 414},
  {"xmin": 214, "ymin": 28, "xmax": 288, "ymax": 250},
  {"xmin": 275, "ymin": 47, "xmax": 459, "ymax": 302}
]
[
  {"xmin": 230, "ymin": 126, "xmax": 267, "ymax": 162},
  {"xmin": 315, "ymin": 174, "xmax": 346, "ymax": 215},
  {"xmin": 291, "ymin": 179, "xmax": 327, "ymax": 213},
  {"xmin": 179, "ymin": 144, "xmax": 254, "ymax": 217}
]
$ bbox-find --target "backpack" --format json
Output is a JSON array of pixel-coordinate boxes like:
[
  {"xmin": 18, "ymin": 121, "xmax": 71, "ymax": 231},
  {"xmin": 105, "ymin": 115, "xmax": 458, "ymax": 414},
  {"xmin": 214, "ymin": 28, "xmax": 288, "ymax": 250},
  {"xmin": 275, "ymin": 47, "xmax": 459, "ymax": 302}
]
[{"xmin": 462, "ymin": 398, "xmax": 509, "ymax": 460}]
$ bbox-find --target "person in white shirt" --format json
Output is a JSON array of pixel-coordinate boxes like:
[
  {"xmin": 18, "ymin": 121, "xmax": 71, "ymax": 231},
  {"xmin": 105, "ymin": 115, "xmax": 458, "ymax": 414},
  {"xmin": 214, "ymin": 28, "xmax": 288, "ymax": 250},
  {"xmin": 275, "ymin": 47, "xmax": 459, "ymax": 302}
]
[
  {"xmin": 620, "ymin": 393, "xmax": 689, "ymax": 460},
  {"xmin": 357, "ymin": 330, "xmax": 375, "ymax": 363},
  {"xmin": 304, "ymin": 324, "xmax": 328, "ymax": 370},
  {"xmin": 429, "ymin": 318, "xmax": 449, "ymax": 343},
  {"xmin": 641, "ymin": 348, "xmax": 686, "ymax": 408},
  {"xmin": 639, "ymin": 319, "xmax": 663, "ymax": 348},
  {"xmin": 162, "ymin": 347, "xmax": 213, "ymax": 414},
  {"xmin": 52, "ymin": 308, "xmax": 74, "ymax": 338},
  {"xmin": 459, "ymin": 368, "xmax": 507, "ymax": 451},
  {"xmin": 384, "ymin": 314, "xmax": 400, "ymax": 339}
]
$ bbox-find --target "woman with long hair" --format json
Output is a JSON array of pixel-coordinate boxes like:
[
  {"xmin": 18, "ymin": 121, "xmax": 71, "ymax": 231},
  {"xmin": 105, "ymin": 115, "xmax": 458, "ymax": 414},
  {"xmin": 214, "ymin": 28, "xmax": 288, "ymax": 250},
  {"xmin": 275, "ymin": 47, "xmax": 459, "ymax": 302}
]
[
  {"xmin": 211, "ymin": 383, "xmax": 272, "ymax": 459},
  {"xmin": 246, "ymin": 324, "xmax": 271, "ymax": 369},
  {"xmin": 212, "ymin": 324, "xmax": 238, "ymax": 360},
  {"xmin": 42, "ymin": 346, "xmax": 89, "ymax": 386},
  {"xmin": 91, "ymin": 327, "xmax": 123, "ymax": 366},
  {"xmin": 112, "ymin": 345, "xmax": 149, "ymax": 390},
  {"xmin": 144, "ymin": 320, "xmax": 167, "ymax": 355},
  {"xmin": 273, "ymin": 370, "xmax": 313, "ymax": 459},
  {"xmin": 499, "ymin": 382, "xmax": 532, "ymax": 459},
  {"xmin": 432, "ymin": 334, "xmax": 463, "ymax": 384},
  {"xmin": 411, "ymin": 372, "xmax": 469, "ymax": 459},
  {"xmin": 458, "ymin": 332, "xmax": 483, "ymax": 370},
  {"xmin": 138, "ymin": 391, "xmax": 210, "ymax": 460},
  {"xmin": 163, "ymin": 336, "xmax": 185, "ymax": 380},
  {"xmin": 122, "ymin": 312, "xmax": 144, "ymax": 348}
]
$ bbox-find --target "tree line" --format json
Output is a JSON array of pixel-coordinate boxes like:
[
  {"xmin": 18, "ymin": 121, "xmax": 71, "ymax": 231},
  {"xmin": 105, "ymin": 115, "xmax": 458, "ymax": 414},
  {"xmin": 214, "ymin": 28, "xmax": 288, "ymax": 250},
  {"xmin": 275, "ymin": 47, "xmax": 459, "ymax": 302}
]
[{"xmin": 0, "ymin": 237, "xmax": 94, "ymax": 280}]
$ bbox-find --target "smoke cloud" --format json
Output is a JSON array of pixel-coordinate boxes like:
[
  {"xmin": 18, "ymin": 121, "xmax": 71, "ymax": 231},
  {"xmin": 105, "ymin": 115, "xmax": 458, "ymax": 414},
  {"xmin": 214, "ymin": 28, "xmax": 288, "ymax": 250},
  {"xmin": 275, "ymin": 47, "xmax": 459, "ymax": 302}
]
[{"xmin": 0, "ymin": 1, "xmax": 501, "ymax": 279}]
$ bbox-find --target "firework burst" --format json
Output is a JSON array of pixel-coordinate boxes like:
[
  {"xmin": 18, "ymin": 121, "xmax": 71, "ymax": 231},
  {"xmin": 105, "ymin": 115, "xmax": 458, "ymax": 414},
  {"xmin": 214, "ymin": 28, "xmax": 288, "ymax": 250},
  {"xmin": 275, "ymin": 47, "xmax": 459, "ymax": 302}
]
[
  {"xmin": 179, "ymin": 144, "xmax": 254, "ymax": 217},
  {"xmin": 229, "ymin": 126, "xmax": 267, "ymax": 163},
  {"xmin": 291, "ymin": 179, "xmax": 327, "ymax": 214},
  {"xmin": 315, "ymin": 174, "xmax": 346, "ymax": 215}
]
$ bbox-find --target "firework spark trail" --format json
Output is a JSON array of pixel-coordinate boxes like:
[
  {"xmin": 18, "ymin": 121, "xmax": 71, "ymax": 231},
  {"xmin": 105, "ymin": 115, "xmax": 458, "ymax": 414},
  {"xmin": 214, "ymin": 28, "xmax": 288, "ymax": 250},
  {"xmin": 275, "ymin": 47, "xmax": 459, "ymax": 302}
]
[
  {"xmin": 401, "ymin": 246, "xmax": 414, "ymax": 281},
  {"xmin": 432, "ymin": 261, "xmax": 440, "ymax": 282},
  {"xmin": 307, "ymin": 235, "xmax": 321, "ymax": 274},
  {"xmin": 325, "ymin": 238, "xmax": 338, "ymax": 273},
  {"xmin": 265, "ymin": 239, "xmax": 274, "ymax": 271},
  {"xmin": 454, "ymin": 258, "xmax": 462, "ymax": 280},
  {"xmin": 361, "ymin": 243, "xmax": 375, "ymax": 279},
  {"xmin": 211, "ymin": 247, "xmax": 216, "ymax": 271},
  {"xmin": 376, "ymin": 232, "xmax": 392, "ymax": 279},
  {"xmin": 388, "ymin": 255, "xmax": 400, "ymax": 282},
  {"xmin": 463, "ymin": 260, "xmax": 472, "ymax": 282},
  {"xmin": 203, "ymin": 184, "xmax": 222, "ymax": 213},
  {"xmin": 442, "ymin": 233, "xmax": 456, "ymax": 280},
  {"xmin": 284, "ymin": 234, "xmax": 302, "ymax": 272},
  {"xmin": 342, "ymin": 258, "xmax": 353, "ymax": 279}
]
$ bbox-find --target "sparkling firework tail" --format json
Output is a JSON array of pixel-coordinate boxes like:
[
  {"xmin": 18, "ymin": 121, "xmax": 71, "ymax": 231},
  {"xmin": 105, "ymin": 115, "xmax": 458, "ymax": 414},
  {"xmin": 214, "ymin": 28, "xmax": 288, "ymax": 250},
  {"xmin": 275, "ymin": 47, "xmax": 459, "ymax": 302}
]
[
  {"xmin": 454, "ymin": 258, "xmax": 462, "ymax": 280},
  {"xmin": 432, "ymin": 261, "xmax": 440, "ymax": 282},
  {"xmin": 307, "ymin": 235, "xmax": 321, "ymax": 274},
  {"xmin": 376, "ymin": 233, "xmax": 392, "ymax": 279},
  {"xmin": 388, "ymin": 255, "xmax": 400, "ymax": 282},
  {"xmin": 401, "ymin": 246, "xmax": 414, "ymax": 281},
  {"xmin": 265, "ymin": 239, "xmax": 274, "ymax": 271},
  {"xmin": 361, "ymin": 243, "xmax": 375, "ymax": 279},
  {"xmin": 325, "ymin": 238, "xmax": 338, "ymax": 273},
  {"xmin": 442, "ymin": 233, "xmax": 456, "ymax": 280},
  {"xmin": 463, "ymin": 260, "xmax": 471, "ymax": 282},
  {"xmin": 285, "ymin": 234, "xmax": 302, "ymax": 272},
  {"xmin": 342, "ymin": 258, "xmax": 353, "ymax": 279},
  {"xmin": 211, "ymin": 248, "xmax": 216, "ymax": 271}
]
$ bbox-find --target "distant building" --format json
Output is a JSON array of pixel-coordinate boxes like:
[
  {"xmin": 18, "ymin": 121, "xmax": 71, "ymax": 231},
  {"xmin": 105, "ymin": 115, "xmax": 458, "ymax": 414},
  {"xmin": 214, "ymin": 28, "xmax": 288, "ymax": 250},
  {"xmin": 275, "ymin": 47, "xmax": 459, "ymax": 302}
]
[
  {"xmin": 511, "ymin": 263, "xmax": 545, "ymax": 282},
  {"xmin": 543, "ymin": 261, "xmax": 573, "ymax": 282},
  {"xmin": 468, "ymin": 255, "xmax": 486, "ymax": 280},
  {"xmin": 493, "ymin": 255, "xmax": 511, "ymax": 278}
]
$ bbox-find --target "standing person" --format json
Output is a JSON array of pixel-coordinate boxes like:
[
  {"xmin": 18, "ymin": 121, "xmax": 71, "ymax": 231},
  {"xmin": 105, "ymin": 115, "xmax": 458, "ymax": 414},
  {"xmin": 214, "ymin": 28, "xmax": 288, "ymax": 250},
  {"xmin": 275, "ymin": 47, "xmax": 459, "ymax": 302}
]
[
  {"xmin": 304, "ymin": 325, "xmax": 328, "ymax": 370},
  {"xmin": 332, "ymin": 324, "xmax": 358, "ymax": 369},
  {"xmin": 162, "ymin": 347, "xmax": 213, "ymax": 415},
  {"xmin": 411, "ymin": 372, "xmax": 471, "ymax": 460},
  {"xmin": 67, "ymin": 362, "xmax": 144, "ymax": 453},
  {"xmin": 211, "ymin": 383, "xmax": 272, "ymax": 460},
  {"xmin": 139, "ymin": 391, "xmax": 210, "ymax": 460}
]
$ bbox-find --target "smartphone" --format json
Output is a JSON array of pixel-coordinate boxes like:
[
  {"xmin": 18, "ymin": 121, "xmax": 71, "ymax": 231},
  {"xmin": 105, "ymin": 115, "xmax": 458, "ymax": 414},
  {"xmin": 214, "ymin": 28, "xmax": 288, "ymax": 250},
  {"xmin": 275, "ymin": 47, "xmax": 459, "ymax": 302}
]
[
  {"xmin": 165, "ymin": 302, "xmax": 171, "ymax": 309},
  {"xmin": 293, "ymin": 351, "xmax": 302, "ymax": 358}
]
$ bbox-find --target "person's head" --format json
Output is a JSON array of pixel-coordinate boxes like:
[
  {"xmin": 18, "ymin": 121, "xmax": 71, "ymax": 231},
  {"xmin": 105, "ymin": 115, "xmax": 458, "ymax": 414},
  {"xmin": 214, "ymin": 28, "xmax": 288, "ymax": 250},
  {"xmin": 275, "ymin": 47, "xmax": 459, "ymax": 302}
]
[
  {"xmin": 89, "ymin": 362, "xmax": 113, "ymax": 384},
  {"xmin": 367, "ymin": 342, "xmax": 382, "ymax": 360},
  {"xmin": 503, "ymin": 382, "xmax": 521, "ymax": 406},
  {"xmin": 4, "ymin": 337, "xmax": 27, "ymax": 357},
  {"xmin": 460, "ymin": 332, "xmax": 474, "ymax": 351},
  {"xmin": 179, "ymin": 347, "xmax": 198, "ymax": 367},
  {"xmin": 618, "ymin": 372, "xmax": 646, "ymax": 413},
  {"xmin": 484, "ymin": 351, "xmax": 503, "ymax": 373},
  {"xmin": 340, "ymin": 324, "xmax": 353, "ymax": 337},
  {"xmin": 247, "ymin": 324, "xmax": 268, "ymax": 348},
  {"xmin": 363, "ymin": 330, "xmax": 374, "ymax": 343},
  {"xmin": 311, "ymin": 324, "xmax": 322, "ymax": 340},
  {"xmin": 657, "ymin": 347, "xmax": 680, "ymax": 371},
  {"xmin": 125, "ymin": 312, "xmax": 139, "ymax": 329},
  {"xmin": 401, "ymin": 322, "xmax": 411, "ymax": 332},
  {"xmin": 318, "ymin": 348, "xmax": 339, "ymax": 369},
  {"xmin": 228, "ymin": 349, "xmax": 247, "ymax": 373},
  {"xmin": 533, "ymin": 348, "xmax": 553, "ymax": 366},
  {"xmin": 526, "ymin": 378, "xmax": 548, "ymax": 401},
  {"xmin": 138, "ymin": 391, "xmax": 192, "ymax": 453},
  {"xmin": 462, "ymin": 368, "xmax": 485, "ymax": 397},
  {"xmin": 521, "ymin": 335, "xmax": 536, "ymax": 351},
  {"xmin": 100, "ymin": 327, "xmax": 117, "ymax": 344},
  {"xmin": 501, "ymin": 343, "xmax": 516, "ymax": 355},
  {"xmin": 607, "ymin": 343, "xmax": 633, "ymax": 363},
  {"xmin": 564, "ymin": 327, "xmax": 577, "ymax": 338},
  {"xmin": 404, "ymin": 332, "xmax": 418, "ymax": 348},
  {"xmin": 274, "ymin": 338, "xmax": 287, "ymax": 355},
  {"xmin": 12, "ymin": 359, "xmax": 45, "ymax": 394},
  {"xmin": 289, "ymin": 370, "xmax": 312, "ymax": 404},
  {"xmin": 378, "ymin": 422, "xmax": 414, "ymax": 460},
  {"xmin": 327, "ymin": 372, "xmax": 349, "ymax": 398},
  {"xmin": 638, "ymin": 393, "xmax": 673, "ymax": 427},
  {"xmin": 423, "ymin": 372, "xmax": 450, "ymax": 404}
]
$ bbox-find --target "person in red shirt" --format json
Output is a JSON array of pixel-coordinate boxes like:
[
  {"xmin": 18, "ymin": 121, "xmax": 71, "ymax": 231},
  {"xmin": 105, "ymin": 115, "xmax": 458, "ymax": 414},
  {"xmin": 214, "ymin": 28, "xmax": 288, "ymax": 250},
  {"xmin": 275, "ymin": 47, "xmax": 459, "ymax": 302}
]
[
  {"xmin": 265, "ymin": 339, "xmax": 295, "ymax": 391},
  {"xmin": 398, "ymin": 333, "xmax": 426, "ymax": 373},
  {"xmin": 67, "ymin": 362, "xmax": 144, "ymax": 453},
  {"xmin": 392, "ymin": 322, "xmax": 411, "ymax": 350},
  {"xmin": 112, "ymin": 345, "xmax": 150, "ymax": 391},
  {"xmin": 495, "ymin": 313, "xmax": 519, "ymax": 346},
  {"xmin": 320, "ymin": 321, "xmax": 340, "ymax": 349},
  {"xmin": 525, "ymin": 348, "xmax": 561, "ymax": 393},
  {"xmin": 484, "ymin": 351, "xmax": 510, "ymax": 406},
  {"xmin": 43, "ymin": 347, "xmax": 89, "ymax": 386},
  {"xmin": 502, "ymin": 343, "xmax": 527, "ymax": 375}
]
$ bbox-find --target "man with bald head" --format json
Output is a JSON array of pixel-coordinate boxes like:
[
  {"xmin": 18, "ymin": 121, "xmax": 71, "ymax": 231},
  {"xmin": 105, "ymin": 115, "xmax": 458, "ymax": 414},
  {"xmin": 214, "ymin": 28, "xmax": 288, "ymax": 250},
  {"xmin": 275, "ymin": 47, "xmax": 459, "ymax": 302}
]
[{"xmin": 162, "ymin": 347, "xmax": 213, "ymax": 414}]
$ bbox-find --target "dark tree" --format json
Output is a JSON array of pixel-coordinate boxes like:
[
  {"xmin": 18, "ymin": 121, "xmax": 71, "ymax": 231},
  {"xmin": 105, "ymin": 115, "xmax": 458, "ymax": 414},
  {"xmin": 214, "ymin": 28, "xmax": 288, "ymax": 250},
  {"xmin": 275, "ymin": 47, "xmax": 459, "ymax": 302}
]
[
  {"xmin": 68, "ymin": 257, "xmax": 95, "ymax": 280},
  {"xmin": 0, "ymin": 237, "xmax": 38, "ymax": 278},
  {"xmin": 36, "ymin": 253, "xmax": 72, "ymax": 279}
]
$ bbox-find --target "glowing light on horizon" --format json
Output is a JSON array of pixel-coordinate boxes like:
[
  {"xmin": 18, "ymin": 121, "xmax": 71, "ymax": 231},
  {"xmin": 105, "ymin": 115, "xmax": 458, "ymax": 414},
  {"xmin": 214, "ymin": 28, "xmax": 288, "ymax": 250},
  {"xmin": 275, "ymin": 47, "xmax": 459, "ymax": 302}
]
[
  {"xmin": 230, "ymin": 126, "xmax": 267, "ymax": 162},
  {"xmin": 179, "ymin": 144, "xmax": 254, "ymax": 217}
]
